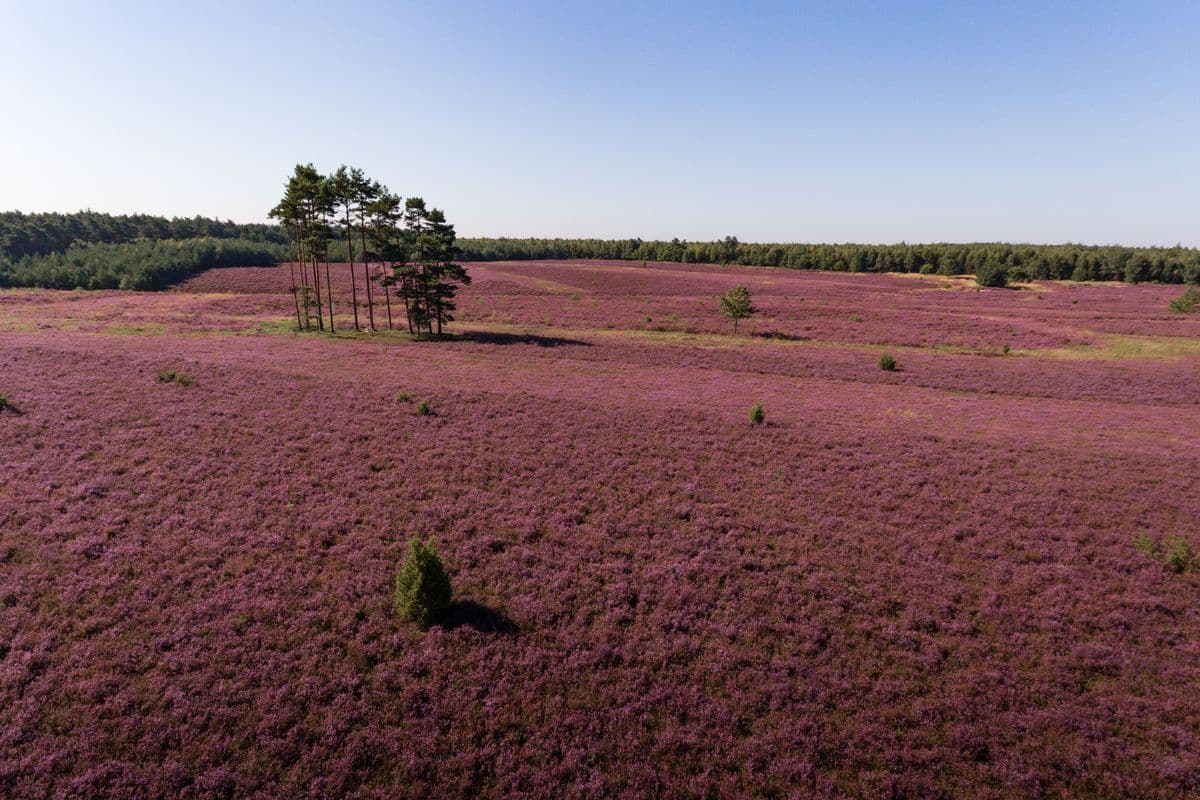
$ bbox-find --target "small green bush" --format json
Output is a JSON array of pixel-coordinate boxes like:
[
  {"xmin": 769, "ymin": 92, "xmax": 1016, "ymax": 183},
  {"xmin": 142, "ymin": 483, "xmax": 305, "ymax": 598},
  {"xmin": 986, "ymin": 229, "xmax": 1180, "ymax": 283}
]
[
  {"xmin": 0, "ymin": 394, "xmax": 7, "ymax": 412},
  {"xmin": 156, "ymin": 370, "xmax": 194, "ymax": 387},
  {"xmin": 878, "ymin": 353, "xmax": 898, "ymax": 371},
  {"xmin": 974, "ymin": 263, "xmax": 1009, "ymax": 288},
  {"xmin": 749, "ymin": 402, "xmax": 765, "ymax": 425},
  {"xmin": 1132, "ymin": 531, "xmax": 1158, "ymax": 558},
  {"xmin": 918, "ymin": 263, "xmax": 935, "ymax": 275},
  {"xmin": 396, "ymin": 391, "xmax": 411, "ymax": 403},
  {"xmin": 415, "ymin": 399, "xmax": 433, "ymax": 416},
  {"xmin": 1164, "ymin": 536, "xmax": 1194, "ymax": 574},
  {"xmin": 395, "ymin": 537, "xmax": 452, "ymax": 627},
  {"xmin": 1168, "ymin": 287, "xmax": 1200, "ymax": 314},
  {"xmin": 1001, "ymin": 343, "xmax": 1011, "ymax": 356},
  {"xmin": 1133, "ymin": 532, "xmax": 1196, "ymax": 573}
]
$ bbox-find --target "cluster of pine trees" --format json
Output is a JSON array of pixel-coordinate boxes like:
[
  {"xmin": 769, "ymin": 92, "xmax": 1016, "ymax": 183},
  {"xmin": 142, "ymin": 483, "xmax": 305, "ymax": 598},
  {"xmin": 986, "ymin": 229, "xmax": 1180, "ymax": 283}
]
[
  {"xmin": 0, "ymin": 238, "xmax": 278, "ymax": 290},
  {"xmin": 269, "ymin": 164, "xmax": 469, "ymax": 335},
  {"xmin": 451, "ymin": 237, "xmax": 1200, "ymax": 284},
  {"xmin": 0, "ymin": 210, "xmax": 284, "ymax": 261}
]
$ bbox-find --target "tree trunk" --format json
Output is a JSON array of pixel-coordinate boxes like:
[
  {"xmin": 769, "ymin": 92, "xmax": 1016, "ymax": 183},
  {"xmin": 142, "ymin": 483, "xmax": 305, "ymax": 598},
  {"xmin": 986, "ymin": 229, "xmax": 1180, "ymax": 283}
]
[
  {"xmin": 324, "ymin": 259, "xmax": 335, "ymax": 332},
  {"xmin": 285, "ymin": 228, "xmax": 302, "ymax": 330},
  {"xmin": 383, "ymin": 269, "xmax": 394, "ymax": 330},
  {"xmin": 360, "ymin": 219, "xmax": 375, "ymax": 331},
  {"xmin": 311, "ymin": 255, "xmax": 324, "ymax": 331},
  {"xmin": 345, "ymin": 209, "xmax": 359, "ymax": 331},
  {"xmin": 402, "ymin": 280, "xmax": 414, "ymax": 334}
]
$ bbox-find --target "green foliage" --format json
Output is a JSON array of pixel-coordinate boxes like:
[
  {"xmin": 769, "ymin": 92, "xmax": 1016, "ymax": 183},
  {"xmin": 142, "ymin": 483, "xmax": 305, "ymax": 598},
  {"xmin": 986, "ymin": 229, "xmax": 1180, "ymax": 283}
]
[
  {"xmin": 444, "ymin": 238, "xmax": 1200, "ymax": 285},
  {"xmin": 975, "ymin": 263, "xmax": 1009, "ymax": 287},
  {"xmin": 1164, "ymin": 536, "xmax": 1194, "ymax": 574},
  {"xmin": 415, "ymin": 399, "xmax": 433, "ymax": 416},
  {"xmin": 748, "ymin": 402, "xmax": 765, "ymax": 425},
  {"xmin": 878, "ymin": 353, "xmax": 898, "ymax": 371},
  {"xmin": 1133, "ymin": 532, "xmax": 1196, "ymax": 573},
  {"xmin": 1132, "ymin": 531, "xmax": 1158, "ymax": 558},
  {"xmin": 0, "ymin": 210, "xmax": 285, "ymax": 262},
  {"xmin": 395, "ymin": 538, "xmax": 452, "ymax": 627},
  {"xmin": 0, "ymin": 238, "xmax": 279, "ymax": 290},
  {"xmin": 0, "ymin": 393, "xmax": 7, "ymax": 412},
  {"xmin": 1168, "ymin": 287, "xmax": 1200, "ymax": 313},
  {"xmin": 395, "ymin": 391, "xmax": 411, "ymax": 403},
  {"xmin": 1001, "ymin": 343, "xmax": 1011, "ymax": 356},
  {"xmin": 156, "ymin": 370, "xmax": 195, "ymax": 387},
  {"xmin": 718, "ymin": 285, "xmax": 757, "ymax": 332}
]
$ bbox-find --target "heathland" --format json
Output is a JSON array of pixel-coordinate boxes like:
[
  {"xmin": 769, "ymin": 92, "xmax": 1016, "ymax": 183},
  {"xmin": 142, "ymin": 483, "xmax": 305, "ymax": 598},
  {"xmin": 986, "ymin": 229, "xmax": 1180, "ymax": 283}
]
[{"xmin": 1, "ymin": 258, "xmax": 1199, "ymax": 798}]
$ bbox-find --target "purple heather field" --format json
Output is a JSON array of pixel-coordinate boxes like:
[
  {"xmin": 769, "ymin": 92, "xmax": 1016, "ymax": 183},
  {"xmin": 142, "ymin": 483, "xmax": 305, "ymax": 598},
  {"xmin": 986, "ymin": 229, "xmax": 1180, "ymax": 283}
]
[{"xmin": 1, "ymin": 260, "xmax": 1199, "ymax": 799}]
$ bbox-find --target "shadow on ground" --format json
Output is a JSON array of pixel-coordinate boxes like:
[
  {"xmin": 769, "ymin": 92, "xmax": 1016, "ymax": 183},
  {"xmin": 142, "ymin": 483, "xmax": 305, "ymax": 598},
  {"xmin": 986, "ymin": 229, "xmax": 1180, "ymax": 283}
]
[
  {"xmin": 457, "ymin": 331, "xmax": 591, "ymax": 348},
  {"xmin": 440, "ymin": 600, "xmax": 521, "ymax": 634},
  {"xmin": 750, "ymin": 330, "xmax": 812, "ymax": 342}
]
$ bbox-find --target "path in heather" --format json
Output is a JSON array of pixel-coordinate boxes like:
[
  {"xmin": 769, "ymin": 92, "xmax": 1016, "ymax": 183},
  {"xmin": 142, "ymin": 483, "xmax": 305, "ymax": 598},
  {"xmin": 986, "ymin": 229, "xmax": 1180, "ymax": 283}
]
[{"xmin": 1, "ymin": 261, "xmax": 1198, "ymax": 799}]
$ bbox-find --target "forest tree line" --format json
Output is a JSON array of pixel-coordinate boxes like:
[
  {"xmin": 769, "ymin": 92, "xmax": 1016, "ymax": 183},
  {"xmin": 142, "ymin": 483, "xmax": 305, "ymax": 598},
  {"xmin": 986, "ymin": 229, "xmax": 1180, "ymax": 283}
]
[
  {"xmin": 0, "ymin": 210, "xmax": 284, "ymax": 261},
  {"xmin": 447, "ymin": 237, "xmax": 1200, "ymax": 284},
  {"xmin": 0, "ymin": 238, "xmax": 278, "ymax": 290},
  {"xmin": 3, "ymin": 210, "xmax": 1199, "ymax": 288}
]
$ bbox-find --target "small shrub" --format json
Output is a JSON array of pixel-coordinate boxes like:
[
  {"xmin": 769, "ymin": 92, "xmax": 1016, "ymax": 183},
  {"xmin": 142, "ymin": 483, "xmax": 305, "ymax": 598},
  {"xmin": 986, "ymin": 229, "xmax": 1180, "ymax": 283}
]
[
  {"xmin": 1001, "ymin": 343, "xmax": 1011, "ymax": 356},
  {"xmin": 415, "ymin": 399, "xmax": 433, "ymax": 416},
  {"xmin": 879, "ymin": 353, "xmax": 898, "ymax": 371},
  {"xmin": 395, "ymin": 538, "xmax": 452, "ymax": 627},
  {"xmin": 396, "ymin": 391, "xmax": 411, "ymax": 403},
  {"xmin": 974, "ymin": 263, "xmax": 1009, "ymax": 288},
  {"xmin": 918, "ymin": 263, "xmax": 935, "ymax": 275},
  {"xmin": 1168, "ymin": 287, "xmax": 1200, "ymax": 314},
  {"xmin": 1164, "ymin": 536, "xmax": 1194, "ymax": 574},
  {"xmin": 749, "ymin": 402, "xmax": 765, "ymax": 425},
  {"xmin": 0, "ymin": 394, "xmax": 7, "ymax": 412},
  {"xmin": 1132, "ymin": 531, "xmax": 1158, "ymax": 558},
  {"xmin": 156, "ymin": 370, "xmax": 194, "ymax": 387}
]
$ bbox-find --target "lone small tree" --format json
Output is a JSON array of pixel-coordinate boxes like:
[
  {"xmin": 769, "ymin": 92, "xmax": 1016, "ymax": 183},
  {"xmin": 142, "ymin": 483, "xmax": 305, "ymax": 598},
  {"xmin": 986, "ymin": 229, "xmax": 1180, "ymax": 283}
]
[
  {"xmin": 719, "ymin": 285, "xmax": 757, "ymax": 333},
  {"xmin": 395, "ymin": 538, "xmax": 452, "ymax": 627}
]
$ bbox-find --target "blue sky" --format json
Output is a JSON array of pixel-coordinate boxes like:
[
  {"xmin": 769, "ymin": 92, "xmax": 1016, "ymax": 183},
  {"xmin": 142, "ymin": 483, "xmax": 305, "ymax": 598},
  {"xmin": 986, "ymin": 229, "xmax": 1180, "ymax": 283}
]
[{"xmin": 2, "ymin": 1, "xmax": 1197, "ymax": 244}]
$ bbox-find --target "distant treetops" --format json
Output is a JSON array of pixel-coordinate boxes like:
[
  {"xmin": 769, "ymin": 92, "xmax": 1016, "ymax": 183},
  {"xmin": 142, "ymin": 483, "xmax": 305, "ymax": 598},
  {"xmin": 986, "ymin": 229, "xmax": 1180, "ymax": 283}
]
[{"xmin": 268, "ymin": 164, "xmax": 470, "ymax": 336}]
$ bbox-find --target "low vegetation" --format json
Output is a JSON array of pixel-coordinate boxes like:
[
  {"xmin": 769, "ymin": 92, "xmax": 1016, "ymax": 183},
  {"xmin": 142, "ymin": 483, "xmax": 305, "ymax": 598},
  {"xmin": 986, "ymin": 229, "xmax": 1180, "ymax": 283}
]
[
  {"xmin": 1168, "ymin": 287, "xmax": 1200, "ymax": 313},
  {"xmin": 5, "ymin": 255, "xmax": 1199, "ymax": 798},
  {"xmin": 749, "ymin": 401, "xmax": 765, "ymax": 425},
  {"xmin": 879, "ymin": 353, "xmax": 898, "ymax": 371},
  {"xmin": 1134, "ymin": 531, "xmax": 1198, "ymax": 573},
  {"xmin": 155, "ymin": 370, "xmax": 195, "ymax": 387}
]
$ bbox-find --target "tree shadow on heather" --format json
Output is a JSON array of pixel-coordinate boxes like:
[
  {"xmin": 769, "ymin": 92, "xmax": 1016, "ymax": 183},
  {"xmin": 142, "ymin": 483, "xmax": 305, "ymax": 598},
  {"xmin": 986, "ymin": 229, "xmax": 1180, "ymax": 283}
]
[
  {"xmin": 456, "ymin": 331, "xmax": 591, "ymax": 348},
  {"xmin": 439, "ymin": 600, "xmax": 521, "ymax": 635},
  {"xmin": 750, "ymin": 330, "xmax": 812, "ymax": 342}
]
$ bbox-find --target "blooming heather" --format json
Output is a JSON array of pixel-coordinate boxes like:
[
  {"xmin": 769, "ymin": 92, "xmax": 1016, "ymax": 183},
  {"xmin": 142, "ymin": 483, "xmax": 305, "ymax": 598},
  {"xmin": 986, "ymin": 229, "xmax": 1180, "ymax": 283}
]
[{"xmin": 0, "ymin": 260, "xmax": 1198, "ymax": 798}]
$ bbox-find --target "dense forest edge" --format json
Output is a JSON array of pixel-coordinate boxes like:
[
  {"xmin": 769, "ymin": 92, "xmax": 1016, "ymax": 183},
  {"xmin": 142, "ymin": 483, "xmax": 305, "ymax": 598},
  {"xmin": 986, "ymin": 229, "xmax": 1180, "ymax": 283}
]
[{"xmin": 2, "ymin": 210, "xmax": 1198, "ymax": 290}]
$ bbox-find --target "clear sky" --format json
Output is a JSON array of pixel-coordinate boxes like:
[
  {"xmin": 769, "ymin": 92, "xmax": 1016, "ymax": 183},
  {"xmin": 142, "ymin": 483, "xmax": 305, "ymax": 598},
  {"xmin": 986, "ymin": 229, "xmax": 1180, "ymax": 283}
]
[{"xmin": 2, "ymin": 1, "xmax": 1197, "ymax": 245}]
